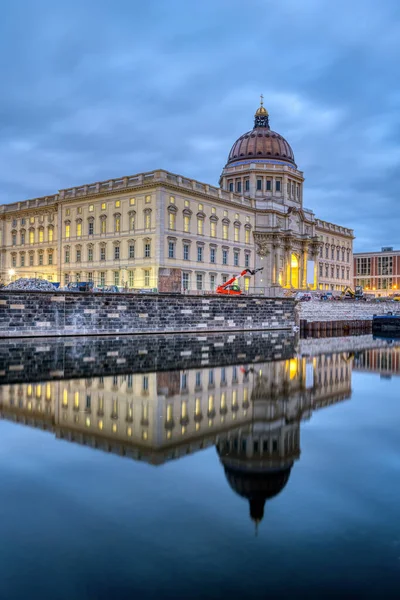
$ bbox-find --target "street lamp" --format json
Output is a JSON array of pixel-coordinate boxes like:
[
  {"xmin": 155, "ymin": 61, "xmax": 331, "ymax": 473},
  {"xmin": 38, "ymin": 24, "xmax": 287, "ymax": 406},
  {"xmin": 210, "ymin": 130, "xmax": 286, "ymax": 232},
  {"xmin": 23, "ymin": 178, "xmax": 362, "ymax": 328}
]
[{"xmin": 8, "ymin": 268, "xmax": 15, "ymax": 281}]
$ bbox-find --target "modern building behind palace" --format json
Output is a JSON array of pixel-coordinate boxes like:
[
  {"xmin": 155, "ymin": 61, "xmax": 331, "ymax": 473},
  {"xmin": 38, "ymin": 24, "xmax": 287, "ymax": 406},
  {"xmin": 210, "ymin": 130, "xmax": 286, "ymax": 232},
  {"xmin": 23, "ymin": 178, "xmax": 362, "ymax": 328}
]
[
  {"xmin": 0, "ymin": 100, "xmax": 354, "ymax": 293},
  {"xmin": 354, "ymin": 247, "xmax": 400, "ymax": 296}
]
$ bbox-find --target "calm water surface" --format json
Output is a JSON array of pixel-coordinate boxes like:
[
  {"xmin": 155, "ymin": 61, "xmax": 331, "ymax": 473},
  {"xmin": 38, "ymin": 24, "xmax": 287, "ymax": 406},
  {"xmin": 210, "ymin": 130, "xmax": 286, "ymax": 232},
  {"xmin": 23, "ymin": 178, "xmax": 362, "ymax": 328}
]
[{"xmin": 0, "ymin": 334, "xmax": 399, "ymax": 599}]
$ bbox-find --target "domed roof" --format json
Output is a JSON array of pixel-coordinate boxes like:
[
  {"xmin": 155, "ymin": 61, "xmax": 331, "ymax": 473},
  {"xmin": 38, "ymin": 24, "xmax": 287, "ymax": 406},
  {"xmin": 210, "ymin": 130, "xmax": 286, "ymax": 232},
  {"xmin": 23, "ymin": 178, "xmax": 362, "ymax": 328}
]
[
  {"xmin": 222, "ymin": 463, "xmax": 293, "ymax": 523},
  {"xmin": 225, "ymin": 99, "xmax": 296, "ymax": 167}
]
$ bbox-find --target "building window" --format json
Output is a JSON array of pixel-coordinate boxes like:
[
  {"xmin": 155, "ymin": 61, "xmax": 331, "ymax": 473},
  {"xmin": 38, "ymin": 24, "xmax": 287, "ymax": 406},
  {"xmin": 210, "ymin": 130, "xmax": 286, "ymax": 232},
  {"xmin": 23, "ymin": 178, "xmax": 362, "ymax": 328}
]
[
  {"xmin": 287, "ymin": 181, "xmax": 291, "ymax": 195},
  {"xmin": 64, "ymin": 273, "xmax": 69, "ymax": 285},
  {"xmin": 145, "ymin": 212, "xmax": 151, "ymax": 229},
  {"xmin": 101, "ymin": 219, "xmax": 106, "ymax": 234},
  {"xmin": 325, "ymin": 265, "xmax": 329, "ymax": 277},
  {"xmin": 210, "ymin": 248, "xmax": 215, "ymax": 264},
  {"xmin": 77, "ymin": 207, "xmax": 82, "ymax": 214},
  {"xmin": 88, "ymin": 204, "xmax": 94, "ymax": 212},
  {"xmin": 114, "ymin": 271, "xmax": 120, "ymax": 286},
  {"xmin": 115, "ymin": 200, "xmax": 121, "ymax": 208},
  {"xmin": 76, "ymin": 249, "xmax": 81, "ymax": 262},
  {"xmin": 129, "ymin": 244, "xmax": 135, "ymax": 259},
  {"xmin": 197, "ymin": 246, "xmax": 203, "ymax": 262},
  {"xmin": 222, "ymin": 250, "xmax": 228, "ymax": 265},
  {"xmin": 245, "ymin": 253, "xmax": 250, "ymax": 268},
  {"xmin": 234, "ymin": 226, "xmax": 239, "ymax": 242},
  {"xmin": 88, "ymin": 247, "xmax": 93, "ymax": 261},
  {"xmin": 196, "ymin": 274, "xmax": 203, "ymax": 290},
  {"xmin": 297, "ymin": 185, "xmax": 300, "ymax": 198},
  {"xmin": 169, "ymin": 212, "xmax": 176, "ymax": 230},
  {"xmin": 337, "ymin": 248, "xmax": 340, "ymax": 261},
  {"xmin": 168, "ymin": 241, "xmax": 175, "ymax": 258},
  {"xmin": 319, "ymin": 246, "xmax": 323, "ymax": 258},
  {"xmin": 184, "ymin": 215, "xmax": 190, "ymax": 233},
  {"xmin": 229, "ymin": 182, "xmax": 233, "ymax": 192},
  {"xmin": 236, "ymin": 181, "xmax": 242, "ymax": 193},
  {"xmin": 30, "ymin": 217, "xmax": 35, "ymax": 224},
  {"xmin": 331, "ymin": 266, "xmax": 334, "ymax": 278},
  {"xmin": 331, "ymin": 248, "xmax": 334, "ymax": 260},
  {"xmin": 144, "ymin": 242, "xmax": 151, "ymax": 258},
  {"xmin": 129, "ymin": 198, "xmax": 136, "ymax": 206},
  {"xmin": 336, "ymin": 266, "xmax": 340, "ymax": 279},
  {"xmin": 12, "ymin": 218, "xmax": 17, "ymax": 228},
  {"xmin": 88, "ymin": 221, "xmax": 94, "ymax": 235},
  {"xmin": 342, "ymin": 267, "xmax": 345, "ymax": 279},
  {"xmin": 37, "ymin": 228, "xmax": 43, "ymax": 243},
  {"xmin": 245, "ymin": 229, "xmax": 250, "ymax": 244},
  {"xmin": 356, "ymin": 257, "xmax": 371, "ymax": 275},
  {"xmin": 234, "ymin": 251, "xmax": 239, "ymax": 267},
  {"xmin": 101, "ymin": 202, "xmax": 106, "ymax": 210},
  {"xmin": 144, "ymin": 270, "xmax": 150, "ymax": 286},
  {"xmin": 20, "ymin": 232, "xmax": 25, "ymax": 245},
  {"xmin": 100, "ymin": 247, "xmax": 106, "ymax": 261},
  {"xmin": 11, "ymin": 255, "xmax": 16, "ymax": 267},
  {"xmin": 197, "ymin": 218, "xmax": 204, "ymax": 235},
  {"xmin": 245, "ymin": 180, "xmax": 250, "ymax": 191},
  {"xmin": 183, "ymin": 244, "xmax": 189, "ymax": 261},
  {"xmin": 128, "ymin": 270, "xmax": 134, "ymax": 287},
  {"xmin": 29, "ymin": 254, "xmax": 34, "ymax": 267},
  {"xmin": 266, "ymin": 180, "xmax": 271, "ymax": 191},
  {"xmin": 38, "ymin": 254, "xmax": 43, "ymax": 266},
  {"xmin": 77, "ymin": 223, "xmax": 82, "ymax": 237},
  {"xmin": 223, "ymin": 224, "xmax": 228, "ymax": 240},
  {"xmin": 114, "ymin": 246, "xmax": 120, "ymax": 260},
  {"xmin": 48, "ymin": 253, "xmax": 53, "ymax": 265},
  {"xmin": 276, "ymin": 180, "xmax": 281, "ymax": 192},
  {"xmin": 169, "ymin": 196, "xmax": 175, "ymax": 204},
  {"xmin": 210, "ymin": 274, "xmax": 216, "ymax": 290},
  {"xmin": 342, "ymin": 249, "xmax": 345, "ymax": 261},
  {"xmin": 210, "ymin": 221, "xmax": 216, "ymax": 238},
  {"xmin": 65, "ymin": 249, "xmax": 70, "ymax": 263},
  {"xmin": 20, "ymin": 254, "xmax": 25, "ymax": 267},
  {"xmin": 145, "ymin": 195, "xmax": 151, "ymax": 204},
  {"xmin": 184, "ymin": 200, "xmax": 190, "ymax": 208},
  {"xmin": 182, "ymin": 272, "xmax": 190, "ymax": 290},
  {"xmin": 100, "ymin": 272, "xmax": 105, "ymax": 286},
  {"xmin": 115, "ymin": 215, "xmax": 121, "ymax": 233},
  {"xmin": 319, "ymin": 264, "xmax": 323, "ymax": 277},
  {"xmin": 257, "ymin": 179, "xmax": 262, "ymax": 191},
  {"xmin": 325, "ymin": 246, "xmax": 329, "ymax": 259},
  {"xmin": 12, "ymin": 233, "xmax": 17, "ymax": 246},
  {"xmin": 378, "ymin": 256, "xmax": 392, "ymax": 276},
  {"xmin": 129, "ymin": 215, "xmax": 135, "ymax": 230}
]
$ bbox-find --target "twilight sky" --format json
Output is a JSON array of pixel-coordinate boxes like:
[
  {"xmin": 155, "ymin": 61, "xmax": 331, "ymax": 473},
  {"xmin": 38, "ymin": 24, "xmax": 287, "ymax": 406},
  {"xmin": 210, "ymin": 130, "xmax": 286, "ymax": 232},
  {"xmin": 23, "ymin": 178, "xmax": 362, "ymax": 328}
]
[{"xmin": 1, "ymin": 0, "xmax": 399, "ymax": 251}]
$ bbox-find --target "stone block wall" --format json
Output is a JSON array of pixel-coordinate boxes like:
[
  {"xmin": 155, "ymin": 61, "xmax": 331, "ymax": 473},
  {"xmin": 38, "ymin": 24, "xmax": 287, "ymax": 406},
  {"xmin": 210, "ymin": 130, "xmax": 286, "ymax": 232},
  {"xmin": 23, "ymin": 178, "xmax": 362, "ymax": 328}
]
[
  {"xmin": 298, "ymin": 301, "xmax": 398, "ymax": 323},
  {"xmin": 0, "ymin": 291, "xmax": 296, "ymax": 338},
  {"xmin": 0, "ymin": 330, "xmax": 296, "ymax": 384}
]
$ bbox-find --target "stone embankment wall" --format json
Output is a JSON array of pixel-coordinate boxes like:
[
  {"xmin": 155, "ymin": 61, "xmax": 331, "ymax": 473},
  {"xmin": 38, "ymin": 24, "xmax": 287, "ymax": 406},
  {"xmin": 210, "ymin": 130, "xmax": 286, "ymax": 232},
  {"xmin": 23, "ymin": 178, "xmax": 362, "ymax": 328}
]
[
  {"xmin": 0, "ymin": 330, "xmax": 296, "ymax": 384},
  {"xmin": 298, "ymin": 301, "xmax": 398, "ymax": 323},
  {"xmin": 299, "ymin": 334, "xmax": 397, "ymax": 357},
  {"xmin": 0, "ymin": 291, "xmax": 296, "ymax": 338}
]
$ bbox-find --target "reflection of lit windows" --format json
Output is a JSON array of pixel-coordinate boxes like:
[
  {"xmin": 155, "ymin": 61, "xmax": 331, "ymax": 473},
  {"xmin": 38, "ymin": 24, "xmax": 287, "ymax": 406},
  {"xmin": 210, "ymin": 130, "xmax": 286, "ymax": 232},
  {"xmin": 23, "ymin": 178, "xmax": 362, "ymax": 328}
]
[
  {"xmin": 74, "ymin": 392, "xmax": 79, "ymax": 409},
  {"xmin": 112, "ymin": 423, "xmax": 117, "ymax": 433},
  {"xmin": 142, "ymin": 430, "xmax": 148, "ymax": 441},
  {"xmin": 166, "ymin": 404, "xmax": 173, "ymax": 422},
  {"xmin": 98, "ymin": 420, "xmax": 104, "ymax": 430},
  {"xmin": 62, "ymin": 389, "xmax": 68, "ymax": 407},
  {"xmin": 143, "ymin": 376, "xmax": 149, "ymax": 392},
  {"xmin": 36, "ymin": 385, "xmax": 42, "ymax": 399},
  {"xmin": 127, "ymin": 426, "xmax": 132, "ymax": 437},
  {"xmin": 85, "ymin": 417, "xmax": 91, "ymax": 428},
  {"xmin": 195, "ymin": 372, "xmax": 201, "ymax": 388},
  {"xmin": 195, "ymin": 398, "xmax": 201, "ymax": 417}
]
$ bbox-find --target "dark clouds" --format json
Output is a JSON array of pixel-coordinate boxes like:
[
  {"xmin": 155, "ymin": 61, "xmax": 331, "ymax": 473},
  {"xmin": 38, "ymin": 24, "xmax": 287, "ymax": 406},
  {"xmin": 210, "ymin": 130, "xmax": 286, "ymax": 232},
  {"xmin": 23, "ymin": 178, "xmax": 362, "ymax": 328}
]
[{"xmin": 1, "ymin": 0, "xmax": 399, "ymax": 250}]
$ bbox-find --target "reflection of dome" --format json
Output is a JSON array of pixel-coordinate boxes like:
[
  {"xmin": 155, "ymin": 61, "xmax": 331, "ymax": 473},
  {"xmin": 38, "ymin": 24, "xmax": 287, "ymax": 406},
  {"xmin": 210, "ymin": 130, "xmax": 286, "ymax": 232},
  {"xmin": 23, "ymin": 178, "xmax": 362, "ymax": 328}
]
[
  {"xmin": 225, "ymin": 100, "xmax": 296, "ymax": 167},
  {"xmin": 221, "ymin": 462, "xmax": 293, "ymax": 523}
]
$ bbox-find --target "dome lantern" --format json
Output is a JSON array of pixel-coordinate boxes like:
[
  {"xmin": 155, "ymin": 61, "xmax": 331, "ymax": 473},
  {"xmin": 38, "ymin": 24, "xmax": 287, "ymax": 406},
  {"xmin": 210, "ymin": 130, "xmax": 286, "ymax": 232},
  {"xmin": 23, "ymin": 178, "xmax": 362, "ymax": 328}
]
[{"xmin": 254, "ymin": 94, "xmax": 270, "ymax": 128}]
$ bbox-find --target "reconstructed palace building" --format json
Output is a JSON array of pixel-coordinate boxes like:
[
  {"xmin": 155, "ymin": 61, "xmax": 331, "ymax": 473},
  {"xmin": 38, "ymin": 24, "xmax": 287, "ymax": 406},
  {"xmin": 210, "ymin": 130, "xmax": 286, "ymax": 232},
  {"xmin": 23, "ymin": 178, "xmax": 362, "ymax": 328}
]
[{"xmin": 0, "ymin": 100, "xmax": 354, "ymax": 292}]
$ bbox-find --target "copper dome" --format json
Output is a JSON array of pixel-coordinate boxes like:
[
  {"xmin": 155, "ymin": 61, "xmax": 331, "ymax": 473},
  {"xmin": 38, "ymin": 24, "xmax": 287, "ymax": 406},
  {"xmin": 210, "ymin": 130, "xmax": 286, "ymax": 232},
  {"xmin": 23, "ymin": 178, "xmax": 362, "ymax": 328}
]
[{"xmin": 226, "ymin": 101, "xmax": 296, "ymax": 167}]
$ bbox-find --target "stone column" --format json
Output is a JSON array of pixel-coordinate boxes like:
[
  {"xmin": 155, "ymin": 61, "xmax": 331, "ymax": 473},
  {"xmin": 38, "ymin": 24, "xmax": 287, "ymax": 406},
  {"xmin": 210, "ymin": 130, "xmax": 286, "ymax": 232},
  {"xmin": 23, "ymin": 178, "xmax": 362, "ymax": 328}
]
[
  {"xmin": 285, "ymin": 246, "xmax": 291, "ymax": 287},
  {"xmin": 301, "ymin": 245, "xmax": 308, "ymax": 289}
]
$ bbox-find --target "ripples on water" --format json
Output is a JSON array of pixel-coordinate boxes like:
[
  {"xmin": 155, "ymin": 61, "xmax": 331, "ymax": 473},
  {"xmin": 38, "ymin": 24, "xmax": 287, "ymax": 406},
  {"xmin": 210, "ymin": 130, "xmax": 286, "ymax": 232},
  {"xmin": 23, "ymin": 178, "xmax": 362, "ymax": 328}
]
[{"xmin": 0, "ymin": 332, "xmax": 399, "ymax": 599}]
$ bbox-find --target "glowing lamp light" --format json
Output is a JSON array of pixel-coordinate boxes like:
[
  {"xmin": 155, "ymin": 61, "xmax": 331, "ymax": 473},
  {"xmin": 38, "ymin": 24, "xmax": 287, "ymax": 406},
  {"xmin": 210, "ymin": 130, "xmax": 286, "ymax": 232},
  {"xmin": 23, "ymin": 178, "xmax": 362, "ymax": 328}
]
[{"xmin": 8, "ymin": 269, "xmax": 15, "ymax": 277}]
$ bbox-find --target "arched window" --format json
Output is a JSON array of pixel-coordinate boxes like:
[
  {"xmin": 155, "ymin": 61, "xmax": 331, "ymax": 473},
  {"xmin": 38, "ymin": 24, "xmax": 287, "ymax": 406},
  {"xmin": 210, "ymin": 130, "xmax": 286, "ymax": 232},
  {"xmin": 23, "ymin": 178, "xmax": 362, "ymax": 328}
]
[{"xmin": 144, "ymin": 209, "xmax": 152, "ymax": 230}]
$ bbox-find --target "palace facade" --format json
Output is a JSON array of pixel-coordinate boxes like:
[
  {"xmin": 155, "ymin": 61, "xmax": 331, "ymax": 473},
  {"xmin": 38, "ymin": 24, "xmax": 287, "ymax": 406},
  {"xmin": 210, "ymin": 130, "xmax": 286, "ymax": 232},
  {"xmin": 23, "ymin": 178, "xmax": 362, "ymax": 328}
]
[{"xmin": 0, "ymin": 101, "xmax": 354, "ymax": 293}]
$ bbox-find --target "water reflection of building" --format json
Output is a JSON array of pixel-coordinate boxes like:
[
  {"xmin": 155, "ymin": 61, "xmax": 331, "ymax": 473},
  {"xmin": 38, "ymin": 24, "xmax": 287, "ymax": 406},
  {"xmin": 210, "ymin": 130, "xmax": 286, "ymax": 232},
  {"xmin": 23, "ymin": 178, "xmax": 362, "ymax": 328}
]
[
  {"xmin": 0, "ymin": 353, "xmax": 352, "ymax": 525},
  {"xmin": 353, "ymin": 346, "xmax": 400, "ymax": 377}
]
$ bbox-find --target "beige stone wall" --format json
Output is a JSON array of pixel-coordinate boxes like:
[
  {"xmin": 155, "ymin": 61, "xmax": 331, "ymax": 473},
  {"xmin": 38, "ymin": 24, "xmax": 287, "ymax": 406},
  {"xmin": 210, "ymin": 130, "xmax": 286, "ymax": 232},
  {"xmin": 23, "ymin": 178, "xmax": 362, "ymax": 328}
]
[{"xmin": 316, "ymin": 219, "xmax": 354, "ymax": 291}]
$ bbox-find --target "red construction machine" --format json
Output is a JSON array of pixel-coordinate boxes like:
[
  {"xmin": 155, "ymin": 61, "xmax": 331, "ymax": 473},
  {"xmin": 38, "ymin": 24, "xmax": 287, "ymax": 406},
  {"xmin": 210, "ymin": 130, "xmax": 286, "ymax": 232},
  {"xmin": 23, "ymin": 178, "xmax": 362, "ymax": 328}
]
[{"xmin": 216, "ymin": 268, "xmax": 263, "ymax": 295}]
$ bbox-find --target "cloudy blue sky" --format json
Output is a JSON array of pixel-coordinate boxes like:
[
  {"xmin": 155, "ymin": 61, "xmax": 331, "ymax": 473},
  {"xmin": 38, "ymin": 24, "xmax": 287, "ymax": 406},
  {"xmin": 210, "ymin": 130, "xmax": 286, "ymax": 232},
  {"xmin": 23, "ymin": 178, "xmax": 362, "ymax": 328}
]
[{"xmin": 1, "ymin": 0, "xmax": 399, "ymax": 251}]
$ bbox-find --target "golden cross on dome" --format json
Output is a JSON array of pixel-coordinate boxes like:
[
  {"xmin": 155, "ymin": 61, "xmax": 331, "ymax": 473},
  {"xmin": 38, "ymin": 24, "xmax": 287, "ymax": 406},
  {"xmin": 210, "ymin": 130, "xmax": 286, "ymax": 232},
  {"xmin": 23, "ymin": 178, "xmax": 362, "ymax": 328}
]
[{"xmin": 260, "ymin": 93, "xmax": 264, "ymax": 107}]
